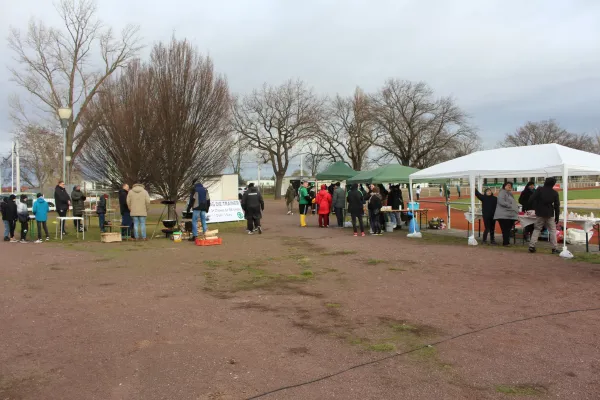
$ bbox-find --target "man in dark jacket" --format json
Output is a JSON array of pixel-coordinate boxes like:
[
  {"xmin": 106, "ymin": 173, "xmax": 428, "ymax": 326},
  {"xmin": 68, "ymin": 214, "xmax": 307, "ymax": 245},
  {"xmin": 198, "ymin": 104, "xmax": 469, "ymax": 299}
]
[
  {"xmin": 54, "ymin": 180, "xmax": 71, "ymax": 235},
  {"xmin": 1, "ymin": 195, "xmax": 18, "ymax": 241},
  {"xmin": 331, "ymin": 182, "xmax": 346, "ymax": 228},
  {"xmin": 475, "ymin": 188, "xmax": 498, "ymax": 244},
  {"xmin": 241, "ymin": 183, "xmax": 264, "ymax": 234},
  {"xmin": 528, "ymin": 178, "xmax": 560, "ymax": 254},
  {"xmin": 347, "ymin": 184, "xmax": 365, "ymax": 236},
  {"xmin": 71, "ymin": 185, "xmax": 86, "ymax": 232},
  {"xmin": 186, "ymin": 181, "xmax": 210, "ymax": 241},
  {"xmin": 119, "ymin": 183, "xmax": 133, "ymax": 239},
  {"xmin": 518, "ymin": 181, "xmax": 536, "ymax": 240}
]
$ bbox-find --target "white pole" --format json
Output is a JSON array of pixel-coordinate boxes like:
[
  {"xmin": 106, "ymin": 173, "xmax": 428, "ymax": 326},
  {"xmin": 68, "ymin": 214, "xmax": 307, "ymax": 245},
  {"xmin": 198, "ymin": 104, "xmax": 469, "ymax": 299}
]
[
  {"xmin": 257, "ymin": 163, "xmax": 261, "ymax": 191},
  {"xmin": 11, "ymin": 142, "xmax": 15, "ymax": 193},
  {"xmin": 468, "ymin": 173, "xmax": 477, "ymax": 245},
  {"xmin": 300, "ymin": 154, "xmax": 304, "ymax": 177},
  {"xmin": 560, "ymin": 165, "xmax": 573, "ymax": 258},
  {"xmin": 15, "ymin": 140, "xmax": 20, "ymax": 193},
  {"xmin": 407, "ymin": 177, "xmax": 421, "ymax": 238}
]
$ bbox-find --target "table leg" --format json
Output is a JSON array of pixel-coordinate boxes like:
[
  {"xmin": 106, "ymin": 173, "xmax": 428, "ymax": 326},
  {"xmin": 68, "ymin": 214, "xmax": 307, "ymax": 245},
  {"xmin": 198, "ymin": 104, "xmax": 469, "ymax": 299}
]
[
  {"xmin": 55, "ymin": 218, "xmax": 58, "ymax": 240},
  {"xmin": 586, "ymin": 232, "xmax": 589, "ymax": 253},
  {"xmin": 478, "ymin": 220, "xmax": 481, "ymax": 237}
]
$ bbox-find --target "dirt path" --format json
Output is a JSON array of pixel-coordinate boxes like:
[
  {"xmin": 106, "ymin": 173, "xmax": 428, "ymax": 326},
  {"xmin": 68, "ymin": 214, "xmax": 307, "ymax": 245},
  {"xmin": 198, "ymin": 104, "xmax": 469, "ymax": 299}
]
[{"xmin": 1, "ymin": 199, "xmax": 599, "ymax": 399}]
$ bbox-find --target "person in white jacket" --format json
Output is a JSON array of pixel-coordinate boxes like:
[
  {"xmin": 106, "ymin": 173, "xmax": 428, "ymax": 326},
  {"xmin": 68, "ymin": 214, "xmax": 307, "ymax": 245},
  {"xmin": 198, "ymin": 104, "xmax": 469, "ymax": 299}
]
[{"xmin": 17, "ymin": 194, "xmax": 30, "ymax": 243}]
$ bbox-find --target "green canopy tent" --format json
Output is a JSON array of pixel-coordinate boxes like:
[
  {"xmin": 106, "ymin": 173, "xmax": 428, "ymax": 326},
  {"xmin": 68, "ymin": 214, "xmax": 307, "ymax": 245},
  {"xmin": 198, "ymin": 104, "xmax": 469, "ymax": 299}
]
[
  {"xmin": 346, "ymin": 164, "xmax": 419, "ymax": 184},
  {"xmin": 315, "ymin": 161, "xmax": 358, "ymax": 181}
]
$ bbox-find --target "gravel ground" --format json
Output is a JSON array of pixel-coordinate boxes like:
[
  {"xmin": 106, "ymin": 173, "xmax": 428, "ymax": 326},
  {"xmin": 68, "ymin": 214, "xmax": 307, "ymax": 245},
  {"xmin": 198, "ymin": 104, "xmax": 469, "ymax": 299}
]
[{"xmin": 1, "ymin": 199, "xmax": 599, "ymax": 399}]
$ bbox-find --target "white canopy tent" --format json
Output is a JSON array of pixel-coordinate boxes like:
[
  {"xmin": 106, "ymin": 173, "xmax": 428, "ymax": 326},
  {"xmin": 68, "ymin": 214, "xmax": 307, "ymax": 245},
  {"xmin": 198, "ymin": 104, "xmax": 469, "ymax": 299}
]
[{"xmin": 408, "ymin": 144, "xmax": 600, "ymax": 258}]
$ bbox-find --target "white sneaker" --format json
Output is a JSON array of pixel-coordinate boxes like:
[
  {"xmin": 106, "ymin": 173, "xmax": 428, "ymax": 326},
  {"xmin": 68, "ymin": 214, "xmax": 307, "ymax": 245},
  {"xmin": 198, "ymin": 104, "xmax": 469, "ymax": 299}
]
[
  {"xmin": 35, "ymin": 239, "xmax": 43, "ymax": 243},
  {"xmin": 46, "ymin": 237, "xmax": 50, "ymax": 241},
  {"xmin": 10, "ymin": 238, "xmax": 18, "ymax": 243},
  {"xmin": 247, "ymin": 231, "xmax": 254, "ymax": 235},
  {"xmin": 287, "ymin": 211, "xmax": 291, "ymax": 215},
  {"xmin": 20, "ymin": 239, "xmax": 28, "ymax": 243}
]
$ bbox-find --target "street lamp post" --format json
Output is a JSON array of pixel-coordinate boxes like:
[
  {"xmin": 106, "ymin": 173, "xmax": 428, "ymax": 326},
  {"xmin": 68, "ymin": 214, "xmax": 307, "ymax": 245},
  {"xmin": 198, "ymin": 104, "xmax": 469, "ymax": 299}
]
[{"xmin": 57, "ymin": 107, "xmax": 72, "ymax": 185}]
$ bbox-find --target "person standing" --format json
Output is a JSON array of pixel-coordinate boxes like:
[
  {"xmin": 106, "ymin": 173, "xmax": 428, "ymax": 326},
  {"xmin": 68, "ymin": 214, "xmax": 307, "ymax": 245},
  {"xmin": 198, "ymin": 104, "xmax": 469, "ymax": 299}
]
[
  {"xmin": 439, "ymin": 185, "xmax": 443, "ymax": 197},
  {"xmin": 298, "ymin": 181, "xmax": 310, "ymax": 227},
  {"xmin": 416, "ymin": 185, "xmax": 421, "ymax": 201},
  {"xmin": 242, "ymin": 183, "xmax": 264, "ymax": 234},
  {"xmin": 97, "ymin": 194, "xmax": 107, "ymax": 232},
  {"xmin": 54, "ymin": 180, "xmax": 71, "ymax": 235},
  {"xmin": 331, "ymin": 182, "xmax": 345, "ymax": 228},
  {"xmin": 17, "ymin": 194, "xmax": 29, "ymax": 243},
  {"xmin": 127, "ymin": 183, "xmax": 151, "ymax": 241},
  {"xmin": 316, "ymin": 184, "xmax": 332, "ymax": 228},
  {"xmin": 456, "ymin": 184, "xmax": 461, "ymax": 199},
  {"xmin": 285, "ymin": 183, "xmax": 296, "ymax": 215},
  {"xmin": 494, "ymin": 182, "xmax": 519, "ymax": 247},
  {"xmin": 71, "ymin": 185, "xmax": 86, "ymax": 232},
  {"xmin": 347, "ymin": 184, "xmax": 365, "ymax": 237},
  {"xmin": 388, "ymin": 185, "xmax": 402, "ymax": 228},
  {"xmin": 1, "ymin": 195, "xmax": 17, "ymax": 242},
  {"xmin": 475, "ymin": 188, "xmax": 498, "ymax": 245},
  {"xmin": 186, "ymin": 181, "xmax": 210, "ymax": 241},
  {"xmin": 528, "ymin": 178, "xmax": 561, "ymax": 254},
  {"xmin": 368, "ymin": 186, "xmax": 383, "ymax": 235},
  {"xmin": 32, "ymin": 193, "xmax": 50, "ymax": 243},
  {"xmin": 518, "ymin": 181, "xmax": 536, "ymax": 240},
  {"xmin": 119, "ymin": 183, "xmax": 133, "ymax": 239}
]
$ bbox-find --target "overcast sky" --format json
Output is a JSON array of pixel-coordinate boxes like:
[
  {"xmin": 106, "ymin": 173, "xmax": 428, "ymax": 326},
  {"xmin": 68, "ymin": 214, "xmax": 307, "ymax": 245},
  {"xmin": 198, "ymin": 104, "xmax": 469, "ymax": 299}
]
[{"xmin": 1, "ymin": 0, "xmax": 599, "ymax": 179}]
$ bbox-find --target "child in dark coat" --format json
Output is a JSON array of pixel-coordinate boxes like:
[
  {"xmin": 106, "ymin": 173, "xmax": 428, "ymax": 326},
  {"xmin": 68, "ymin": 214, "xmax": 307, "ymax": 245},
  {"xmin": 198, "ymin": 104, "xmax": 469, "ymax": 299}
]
[{"xmin": 475, "ymin": 188, "xmax": 498, "ymax": 244}]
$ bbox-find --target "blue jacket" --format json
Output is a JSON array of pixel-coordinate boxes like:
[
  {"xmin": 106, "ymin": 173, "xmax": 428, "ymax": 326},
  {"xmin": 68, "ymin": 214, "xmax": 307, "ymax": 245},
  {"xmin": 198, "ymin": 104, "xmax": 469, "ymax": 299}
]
[
  {"xmin": 187, "ymin": 183, "xmax": 211, "ymax": 212},
  {"xmin": 32, "ymin": 197, "xmax": 49, "ymax": 222}
]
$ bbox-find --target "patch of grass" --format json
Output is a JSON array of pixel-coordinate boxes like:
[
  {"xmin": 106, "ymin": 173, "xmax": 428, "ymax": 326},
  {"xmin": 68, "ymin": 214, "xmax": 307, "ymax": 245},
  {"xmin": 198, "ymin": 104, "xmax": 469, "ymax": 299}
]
[
  {"xmin": 388, "ymin": 267, "xmax": 406, "ymax": 271},
  {"xmin": 203, "ymin": 260, "xmax": 223, "ymax": 268},
  {"xmin": 409, "ymin": 345, "xmax": 438, "ymax": 361},
  {"xmin": 348, "ymin": 337, "xmax": 365, "ymax": 345},
  {"xmin": 572, "ymin": 253, "xmax": 600, "ymax": 264},
  {"xmin": 301, "ymin": 269, "xmax": 314, "ymax": 277},
  {"xmin": 495, "ymin": 384, "xmax": 545, "ymax": 396},
  {"xmin": 325, "ymin": 303, "xmax": 341, "ymax": 308},
  {"xmin": 366, "ymin": 258, "xmax": 387, "ymax": 265},
  {"xmin": 322, "ymin": 250, "xmax": 357, "ymax": 256},
  {"xmin": 390, "ymin": 323, "xmax": 417, "ymax": 332},
  {"xmin": 368, "ymin": 343, "xmax": 396, "ymax": 352}
]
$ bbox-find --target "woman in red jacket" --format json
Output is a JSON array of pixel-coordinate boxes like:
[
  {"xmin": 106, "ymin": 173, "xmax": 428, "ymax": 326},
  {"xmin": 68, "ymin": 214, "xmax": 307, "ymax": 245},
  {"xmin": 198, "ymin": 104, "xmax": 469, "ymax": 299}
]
[{"xmin": 315, "ymin": 184, "xmax": 332, "ymax": 228}]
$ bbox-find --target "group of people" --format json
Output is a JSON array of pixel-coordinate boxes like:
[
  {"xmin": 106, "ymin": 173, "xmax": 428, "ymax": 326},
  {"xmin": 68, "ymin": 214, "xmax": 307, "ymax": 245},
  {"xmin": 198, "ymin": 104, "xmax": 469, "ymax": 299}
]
[
  {"xmin": 1, "ymin": 193, "xmax": 47, "ymax": 243},
  {"xmin": 475, "ymin": 178, "xmax": 561, "ymax": 253},
  {"xmin": 290, "ymin": 180, "xmax": 405, "ymax": 237}
]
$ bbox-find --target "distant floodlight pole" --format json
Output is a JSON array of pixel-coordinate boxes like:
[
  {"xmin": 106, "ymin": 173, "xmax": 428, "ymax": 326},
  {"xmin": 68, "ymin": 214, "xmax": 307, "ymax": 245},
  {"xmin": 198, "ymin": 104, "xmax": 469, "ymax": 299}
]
[
  {"xmin": 57, "ymin": 107, "xmax": 72, "ymax": 184},
  {"xmin": 11, "ymin": 142, "xmax": 15, "ymax": 193},
  {"xmin": 15, "ymin": 140, "xmax": 20, "ymax": 193}
]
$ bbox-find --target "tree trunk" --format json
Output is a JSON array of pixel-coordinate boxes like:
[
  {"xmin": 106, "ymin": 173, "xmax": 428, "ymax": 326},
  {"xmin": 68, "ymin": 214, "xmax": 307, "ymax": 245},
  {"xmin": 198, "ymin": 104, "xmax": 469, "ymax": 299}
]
[{"xmin": 274, "ymin": 173, "xmax": 285, "ymax": 200}]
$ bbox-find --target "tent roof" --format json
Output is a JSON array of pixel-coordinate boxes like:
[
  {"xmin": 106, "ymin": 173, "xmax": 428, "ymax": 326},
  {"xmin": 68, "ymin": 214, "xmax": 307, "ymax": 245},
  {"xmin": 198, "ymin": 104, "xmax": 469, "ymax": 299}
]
[
  {"xmin": 315, "ymin": 161, "xmax": 358, "ymax": 180},
  {"xmin": 347, "ymin": 164, "xmax": 420, "ymax": 184},
  {"xmin": 410, "ymin": 144, "xmax": 600, "ymax": 180}
]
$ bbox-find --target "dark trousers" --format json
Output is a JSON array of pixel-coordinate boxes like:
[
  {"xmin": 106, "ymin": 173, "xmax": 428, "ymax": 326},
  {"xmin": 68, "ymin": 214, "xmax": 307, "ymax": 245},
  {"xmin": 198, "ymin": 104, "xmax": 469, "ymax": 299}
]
[
  {"xmin": 57, "ymin": 209, "xmax": 67, "ymax": 233},
  {"xmin": 368, "ymin": 210, "xmax": 374, "ymax": 232},
  {"xmin": 334, "ymin": 207, "xmax": 344, "ymax": 227},
  {"xmin": 497, "ymin": 219, "xmax": 514, "ymax": 246},
  {"xmin": 351, "ymin": 214, "xmax": 364, "ymax": 233},
  {"xmin": 9, "ymin": 220, "xmax": 16, "ymax": 238},
  {"xmin": 73, "ymin": 214, "xmax": 83, "ymax": 231},
  {"xmin": 19, "ymin": 219, "xmax": 28, "ymax": 240},
  {"xmin": 121, "ymin": 212, "xmax": 134, "ymax": 238},
  {"xmin": 98, "ymin": 213, "xmax": 106, "ymax": 232},
  {"xmin": 299, "ymin": 204, "xmax": 310, "ymax": 215},
  {"xmin": 482, "ymin": 217, "xmax": 496, "ymax": 243},
  {"xmin": 37, "ymin": 221, "xmax": 49, "ymax": 239},
  {"xmin": 247, "ymin": 217, "xmax": 260, "ymax": 231},
  {"xmin": 372, "ymin": 212, "xmax": 381, "ymax": 234},
  {"xmin": 318, "ymin": 214, "xmax": 329, "ymax": 227}
]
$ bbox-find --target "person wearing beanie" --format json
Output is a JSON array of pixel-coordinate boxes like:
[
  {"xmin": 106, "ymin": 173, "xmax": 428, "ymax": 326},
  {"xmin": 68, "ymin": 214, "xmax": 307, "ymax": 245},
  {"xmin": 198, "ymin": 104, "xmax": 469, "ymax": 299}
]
[
  {"xmin": 241, "ymin": 183, "xmax": 264, "ymax": 234},
  {"xmin": 17, "ymin": 194, "xmax": 30, "ymax": 243},
  {"xmin": 32, "ymin": 193, "xmax": 50, "ymax": 242},
  {"xmin": 315, "ymin": 184, "xmax": 332, "ymax": 228},
  {"xmin": 528, "ymin": 177, "xmax": 560, "ymax": 254},
  {"xmin": 1, "ymin": 194, "xmax": 18, "ymax": 242},
  {"xmin": 518, "ymin": 181, "xmax": 536, "ymax": 240}
]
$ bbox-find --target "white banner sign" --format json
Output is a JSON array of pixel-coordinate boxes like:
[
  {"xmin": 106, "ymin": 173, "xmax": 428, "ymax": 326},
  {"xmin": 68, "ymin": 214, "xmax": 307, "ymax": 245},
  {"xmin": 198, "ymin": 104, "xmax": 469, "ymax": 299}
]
[{"xmin": 206, "ymin": 200, "xmax": 245, "ymax": 224}]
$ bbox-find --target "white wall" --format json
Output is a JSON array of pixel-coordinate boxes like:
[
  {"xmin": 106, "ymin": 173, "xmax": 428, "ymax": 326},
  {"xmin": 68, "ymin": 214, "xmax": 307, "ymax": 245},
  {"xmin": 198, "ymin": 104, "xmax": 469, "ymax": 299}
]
[{"xmin": 204, "ymin": 174, "xmax": 239, "ymax": 201}]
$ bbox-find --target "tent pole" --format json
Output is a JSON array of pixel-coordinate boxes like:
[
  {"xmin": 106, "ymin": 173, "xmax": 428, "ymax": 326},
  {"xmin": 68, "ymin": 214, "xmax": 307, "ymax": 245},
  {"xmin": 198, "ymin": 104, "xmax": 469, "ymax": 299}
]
[
  {"xmin": 468, "ymin": 173, "xmax": 477, "ymax": 245},
  {"xmin": 407, "ymin": 177, "xmax": 421, "ymax": 238},
  {"xmin": 560, "ymin": 165, "xmax": 573, "ymax": 258}
]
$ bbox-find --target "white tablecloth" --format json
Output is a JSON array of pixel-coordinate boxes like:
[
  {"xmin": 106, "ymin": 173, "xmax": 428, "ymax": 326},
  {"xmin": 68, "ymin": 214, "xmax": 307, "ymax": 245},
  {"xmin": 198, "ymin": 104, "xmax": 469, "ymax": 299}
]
[
  {"xmin": 518, "ymin": 215, "xmax": 600, "ymax": 232},
  {"xmin": 464, "ymin": 212, "xmax": 483, "ymax": 222}
]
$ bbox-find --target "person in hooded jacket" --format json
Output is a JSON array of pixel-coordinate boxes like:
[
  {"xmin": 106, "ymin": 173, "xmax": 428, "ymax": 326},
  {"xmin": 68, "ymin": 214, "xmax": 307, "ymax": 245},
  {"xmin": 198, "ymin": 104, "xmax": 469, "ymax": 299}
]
[
  {"xmin": 242, "ymin": 183, "xmax": 264, "ymax": 234},
  {"xmin": 518, "ymin": 181, "xmax": 536, "ymax": 239},
  {"xmin": 71, "ymin": 185, "xmax": 86, "ymax": 232},
  {"xmin": 1, "ymin": 195, "xmax": 17, "ymax": 242},
  {"xmin": 96, "ymin": 193, "xmax": 107, "ymax": 232},
  {"xmin": 32, "ymin": 193, "xmax": 50, "ymax": 242},
  {"xmin": 54, "ymin": 180, "xmax": 71, "ymax": 235},
  {"xmin": 315, "ymin": 184, "xmax": 332, "ymax": 228},
  {"xmin": 17, "ymin": 194, "xmax": 29, "ymax": 242},
  {"xmin": 128, "ymin": 184, "xmax": 151, "ymax": 240},
  {"xmin": 285, "ymin": 183, "xmax": 296, "ymax": 215},
  {"xmin": 347, "ymin": 184, "xmax": 365, "ymax": 237},
  {"xmin": 527, "ymin": 177, "xmax": 561, "ymax": 254},
  {"xmin": 475, "ymin": 187, "xmax": 498, "ymax": 244},
  {"xmin": 331, "ymin": 182, "xmax": 346, "ymax": 228},
  {"xmin": 388, "ymin": 185, "xmax": 402, "ymax": 228},
  {"xmin": 368, "ymin": 186, "xmax": 383, "ymax": 235},
  {"xmin": 494, "ymin": 182, "xmax": 519, "ymax": 246},
  {"xmin": 186, "ymin": 181, "xmax": 210, "ymax": 241}
]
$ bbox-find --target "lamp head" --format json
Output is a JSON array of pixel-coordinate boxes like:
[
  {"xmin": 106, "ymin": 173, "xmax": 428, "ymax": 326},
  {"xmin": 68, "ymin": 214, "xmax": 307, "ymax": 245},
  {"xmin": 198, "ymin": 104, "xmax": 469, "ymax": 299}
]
[{"xmin": 57, "ymin": 107, "xmax": 72, "ymax": 121}]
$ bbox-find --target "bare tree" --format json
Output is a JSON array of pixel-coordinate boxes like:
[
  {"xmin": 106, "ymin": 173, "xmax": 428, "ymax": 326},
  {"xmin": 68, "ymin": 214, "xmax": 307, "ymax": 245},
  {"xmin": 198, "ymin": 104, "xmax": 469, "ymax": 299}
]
[
  {"xmin": 302, "ymin": 142, "xmax": 326, "ymax": 177},
  {"xmin": 228, "ymin": 133, "xmax": 246, "ymax": 177},
  {"xmin": 81, "ymin": 39, "xmax": 231, "ymax": 202},
  {"xmin": 499, "ymin": 119, "xmax": 592, "ymax": 150},
  {"xmin": 231, "ymin": 80, "xmax": 323, "ymax": 199},
  {"xmin": 17, "ymin": 125, "xmax": 62, "ymax": 193},
  {"xmin": 371, "ymin": 79, "xmax": 476, "ymax": 169},
  {"xmin": 319, "ymin": 87, "xmax": 374, "ymax": 170},
  {"xmin": 8, "ymin": 0, "xmax": 142, "ymax": 175}
]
